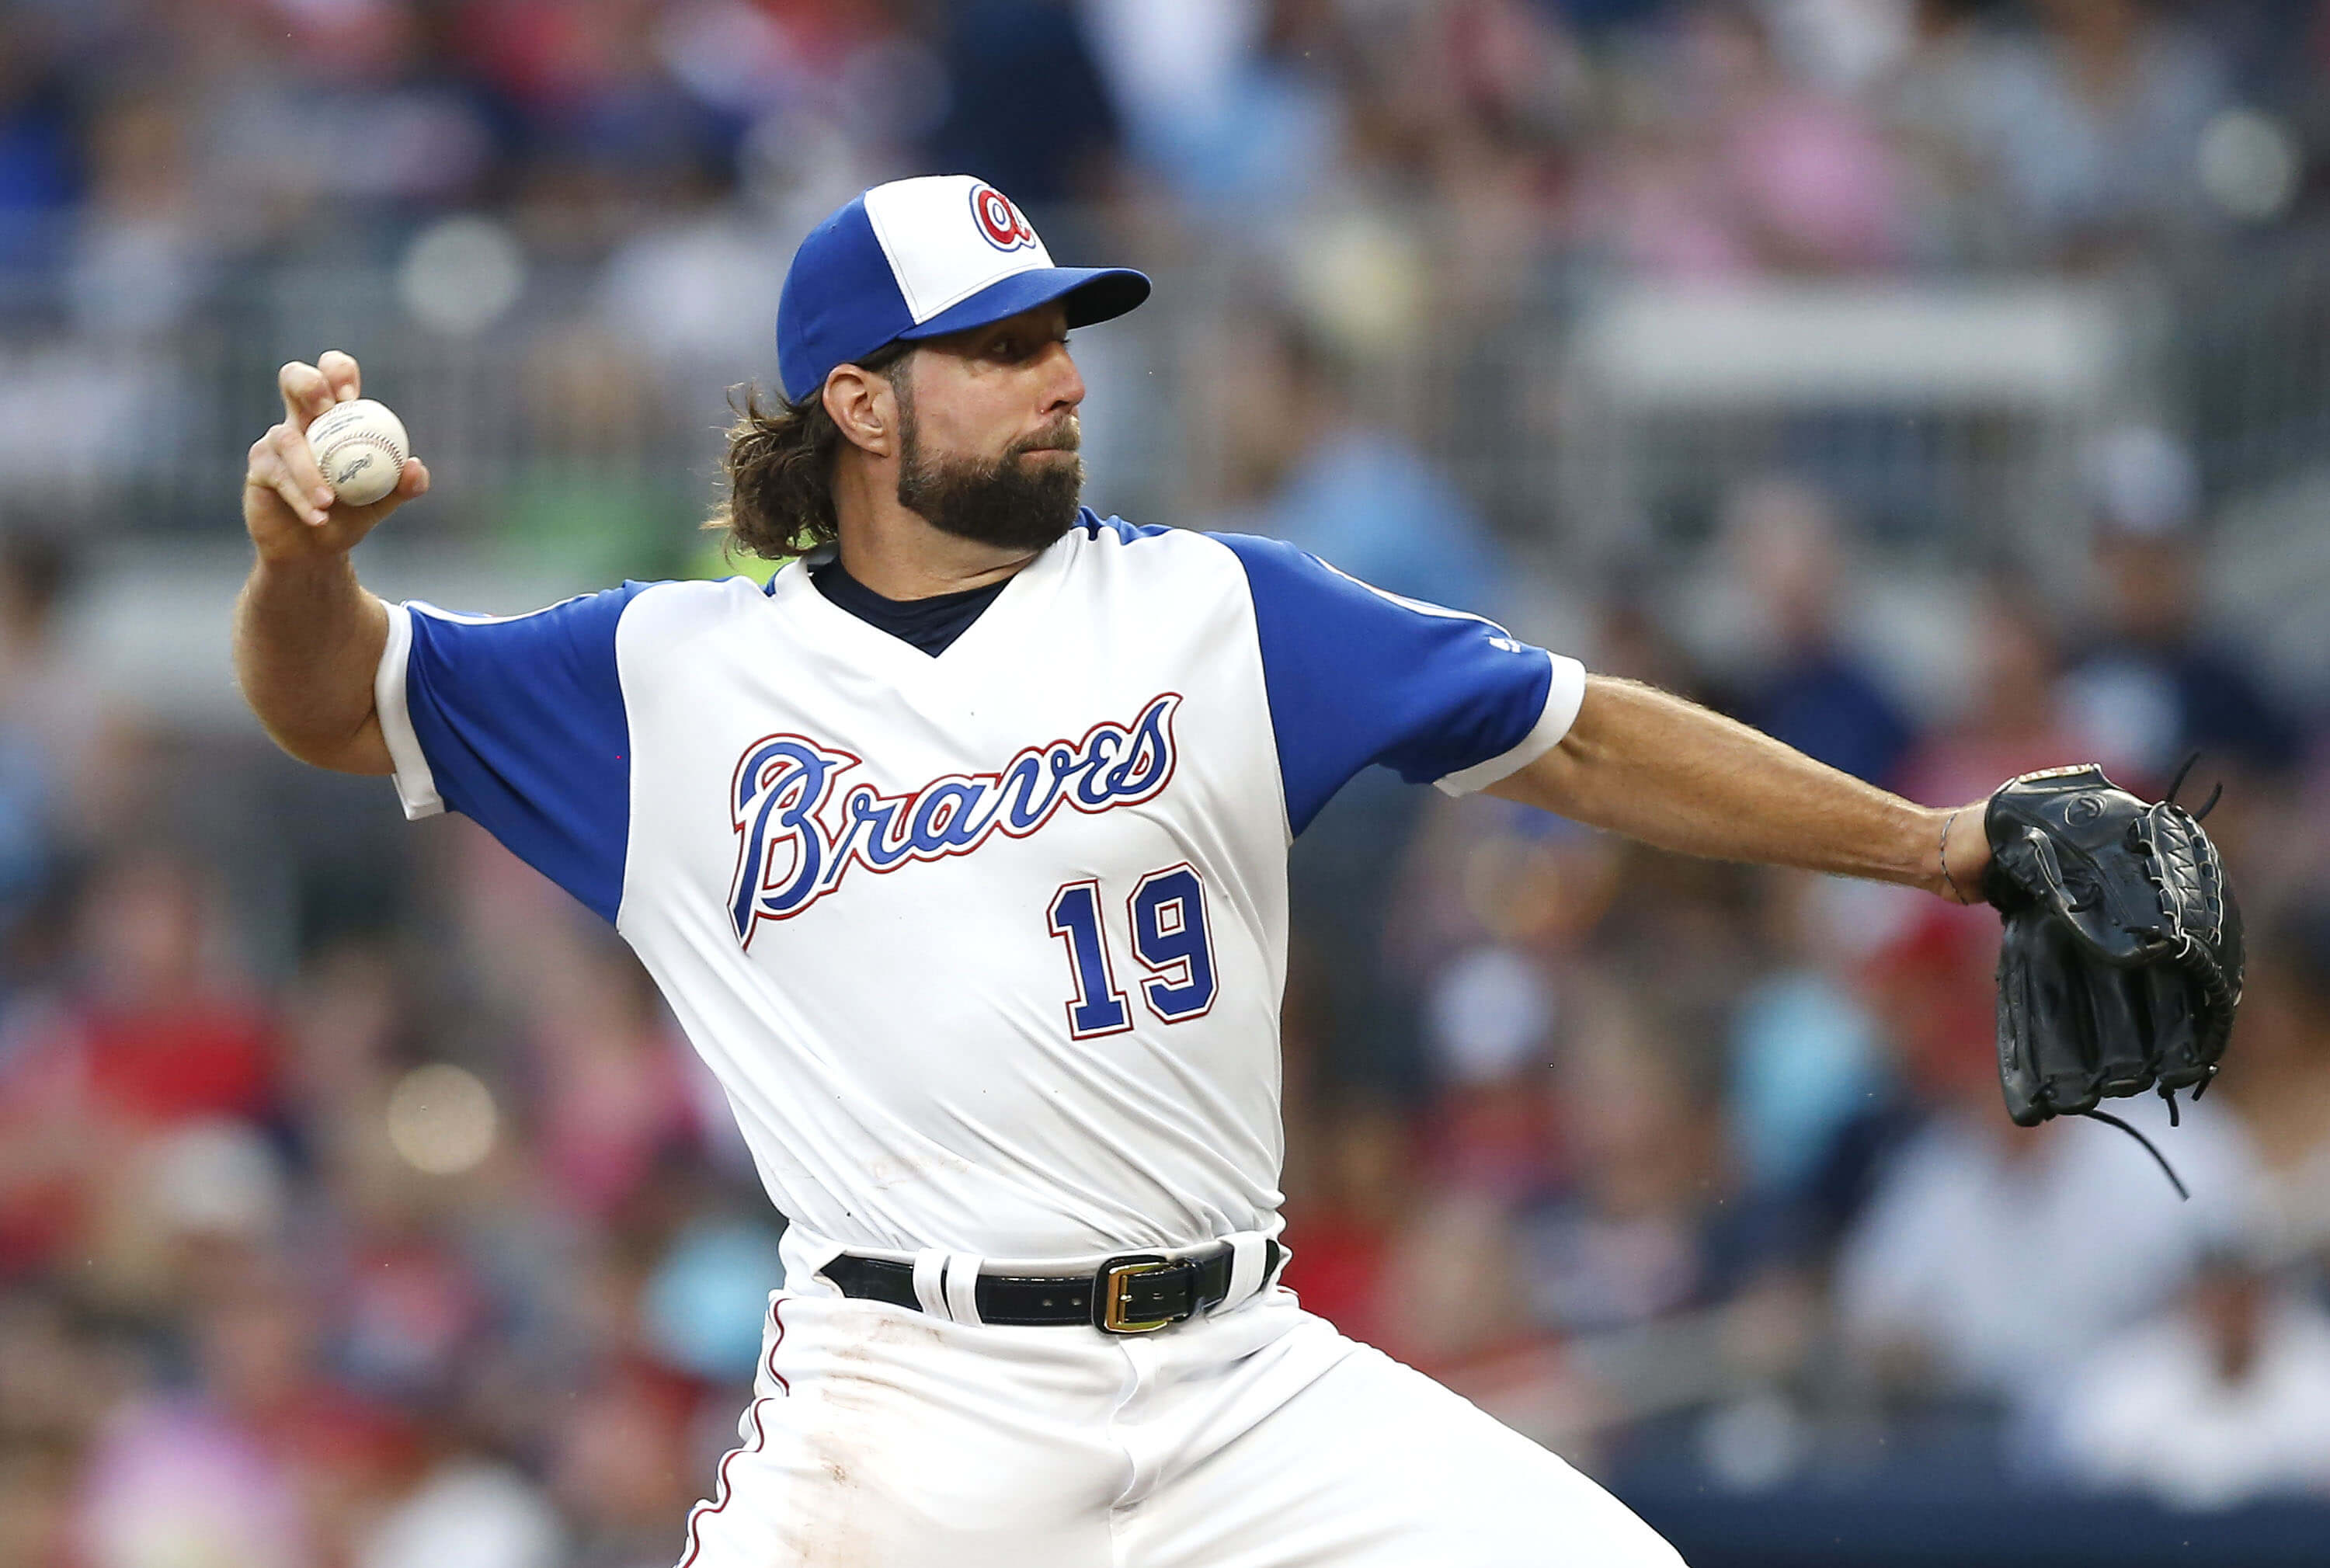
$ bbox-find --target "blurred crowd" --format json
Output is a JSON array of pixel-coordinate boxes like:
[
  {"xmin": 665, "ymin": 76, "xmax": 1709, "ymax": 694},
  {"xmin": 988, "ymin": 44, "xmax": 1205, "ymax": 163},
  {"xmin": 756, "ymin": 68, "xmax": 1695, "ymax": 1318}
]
[
  {"xmin": 3, "ymin": 2, "xmax": 2330, "ymax": 1566},
  {"xmin": 5, "ymin": 0, "xmax": 2330, "ymax": 549},
  {"xmin": 5, "ymin": 0, "xmax": 2329, "ymax": 307}
]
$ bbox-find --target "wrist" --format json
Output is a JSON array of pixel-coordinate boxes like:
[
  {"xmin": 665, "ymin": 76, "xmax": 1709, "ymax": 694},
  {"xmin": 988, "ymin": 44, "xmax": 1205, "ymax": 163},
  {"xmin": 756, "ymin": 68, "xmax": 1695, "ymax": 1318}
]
[
  {"xmin": 1933, "ymin": 801, "xmax": 1991, "ymax": 904},
  {"xmin": 249, "ymin": 541, "xmax": 360, "ymax": 586}
]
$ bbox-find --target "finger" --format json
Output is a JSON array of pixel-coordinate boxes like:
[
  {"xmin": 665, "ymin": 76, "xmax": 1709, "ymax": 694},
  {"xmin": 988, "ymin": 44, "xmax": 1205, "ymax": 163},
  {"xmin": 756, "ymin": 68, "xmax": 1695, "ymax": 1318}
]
[
  {"xmin": 247, "ymin": 440, "xmax": 329, "ymax": 527},
  {"xmin": 278, "ymin": 360, "xmax": 334, "ymax": 429},
  {"xmin": 266, "ymin": 424, "xmax": 336, "ymax": 519},
  {"xmin": 318, "ymin": 349, "xmax": 360, "ymax": 404}
]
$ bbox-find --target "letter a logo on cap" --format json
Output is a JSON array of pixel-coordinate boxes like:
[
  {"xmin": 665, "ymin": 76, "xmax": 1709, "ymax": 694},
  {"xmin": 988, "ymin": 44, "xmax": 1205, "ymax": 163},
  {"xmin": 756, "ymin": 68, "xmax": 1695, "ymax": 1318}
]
[{"xmin": 970, "ymin": 183, "xmax": 1038, "ymax": 253}]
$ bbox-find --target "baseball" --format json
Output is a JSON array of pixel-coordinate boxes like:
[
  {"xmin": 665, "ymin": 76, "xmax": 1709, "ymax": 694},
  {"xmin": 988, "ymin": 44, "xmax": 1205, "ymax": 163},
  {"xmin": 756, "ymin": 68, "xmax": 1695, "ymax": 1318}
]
[{"xmin": 305, "ymin": 398, "xmax": 411, "ymax": 508}]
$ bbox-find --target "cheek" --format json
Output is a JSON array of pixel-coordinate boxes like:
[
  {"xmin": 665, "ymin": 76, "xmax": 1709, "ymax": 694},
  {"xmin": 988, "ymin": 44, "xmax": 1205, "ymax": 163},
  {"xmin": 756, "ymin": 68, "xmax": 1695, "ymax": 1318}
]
[
  {"xmin": 920, "ymin": 363, "xmax": 1052, "ymax": 450},
  {"xmin": 920, "ymin": 403, "xmax": 1019, "ymax": 463}
]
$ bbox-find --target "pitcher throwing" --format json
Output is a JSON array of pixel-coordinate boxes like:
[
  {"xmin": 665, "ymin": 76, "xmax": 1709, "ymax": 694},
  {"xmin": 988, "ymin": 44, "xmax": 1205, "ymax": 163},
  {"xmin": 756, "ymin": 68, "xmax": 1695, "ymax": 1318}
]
[{"xmin": 239, "ymin": 175, "xmax": 2146, "ymax": 1566}]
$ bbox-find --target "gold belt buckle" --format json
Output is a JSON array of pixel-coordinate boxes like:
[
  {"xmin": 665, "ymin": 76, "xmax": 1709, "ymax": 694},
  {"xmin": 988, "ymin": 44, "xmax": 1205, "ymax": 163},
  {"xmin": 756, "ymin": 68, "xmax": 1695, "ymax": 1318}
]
[{"xmin": 1096, "ymin": 1255, "xmax": 1175, "ymax": 1334}]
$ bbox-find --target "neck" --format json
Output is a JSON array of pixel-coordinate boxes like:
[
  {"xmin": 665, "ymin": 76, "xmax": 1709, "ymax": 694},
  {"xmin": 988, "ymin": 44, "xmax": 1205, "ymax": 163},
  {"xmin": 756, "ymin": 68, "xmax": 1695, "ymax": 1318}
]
[{"xmin": 830, "ymin": 462, "xmax": 1045, "ymax": 600}]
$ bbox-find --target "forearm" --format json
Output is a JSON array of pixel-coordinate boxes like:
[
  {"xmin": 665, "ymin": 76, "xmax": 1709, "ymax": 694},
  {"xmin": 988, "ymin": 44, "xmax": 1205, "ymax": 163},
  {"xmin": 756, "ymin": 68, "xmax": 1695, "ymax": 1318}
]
[
  {"xmin": 1488, "ymin": 676, "xmax": 1980, "ymax": 898},
  {"xmin": 232, "ymin": 551, "xmax": 395, "ymax": 774}
]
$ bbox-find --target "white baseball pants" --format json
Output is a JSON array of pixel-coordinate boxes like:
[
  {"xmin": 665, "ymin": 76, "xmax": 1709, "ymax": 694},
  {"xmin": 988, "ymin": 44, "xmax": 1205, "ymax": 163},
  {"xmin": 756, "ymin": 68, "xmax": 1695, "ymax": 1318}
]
[{"xmin": 676, "ymin": 1283, "xmax": 1685, "ymax": 1566}]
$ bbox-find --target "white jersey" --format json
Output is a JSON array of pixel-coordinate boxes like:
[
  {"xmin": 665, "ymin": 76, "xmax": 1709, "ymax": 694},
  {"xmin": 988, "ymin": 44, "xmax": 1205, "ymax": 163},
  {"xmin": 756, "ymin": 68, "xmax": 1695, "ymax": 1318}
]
[{"xmin": 374, "ymin": 515, "xmax": 1584, "ymax": 1264}]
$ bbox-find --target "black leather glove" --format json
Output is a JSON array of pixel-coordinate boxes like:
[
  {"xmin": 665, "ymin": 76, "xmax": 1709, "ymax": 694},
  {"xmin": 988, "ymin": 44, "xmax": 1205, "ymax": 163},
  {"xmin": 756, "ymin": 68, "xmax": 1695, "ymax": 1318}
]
[{"xmin": 1983, "ymin": 763, "xmax": 2243, "ymax": 1194}]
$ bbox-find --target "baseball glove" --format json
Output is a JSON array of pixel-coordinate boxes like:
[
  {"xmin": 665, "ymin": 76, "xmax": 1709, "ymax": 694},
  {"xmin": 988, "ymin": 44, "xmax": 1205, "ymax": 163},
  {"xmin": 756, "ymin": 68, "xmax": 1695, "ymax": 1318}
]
[{"xmin": 1981, "ymin": 762, "xmax": 2243, "ymax": 1198}]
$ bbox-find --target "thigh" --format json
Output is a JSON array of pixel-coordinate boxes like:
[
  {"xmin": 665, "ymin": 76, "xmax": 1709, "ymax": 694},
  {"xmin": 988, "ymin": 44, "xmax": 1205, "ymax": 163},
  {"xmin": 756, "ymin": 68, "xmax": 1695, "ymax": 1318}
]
[
  {"xmin": 1122, "ymin": 1342, "xmax": 1685, "ymax": 1568},
  {"xmin": 677, "ymin": 1294, "xmax": 1121, "ymax": 1568}
]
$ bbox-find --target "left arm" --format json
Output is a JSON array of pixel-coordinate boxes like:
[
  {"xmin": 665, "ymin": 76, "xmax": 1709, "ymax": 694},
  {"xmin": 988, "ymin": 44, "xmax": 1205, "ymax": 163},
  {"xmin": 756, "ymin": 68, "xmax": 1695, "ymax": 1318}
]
[{"xmin": 1488, "ymin": 676, "xmax": 1988, "ymax": 901}]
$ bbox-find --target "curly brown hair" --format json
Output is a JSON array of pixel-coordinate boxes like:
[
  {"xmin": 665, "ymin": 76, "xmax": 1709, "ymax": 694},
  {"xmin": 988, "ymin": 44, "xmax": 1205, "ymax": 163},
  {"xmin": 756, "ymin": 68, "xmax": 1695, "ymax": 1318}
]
[{"xmin": 706, "ymin": 341, "xmax": 915, "ymax": 561}]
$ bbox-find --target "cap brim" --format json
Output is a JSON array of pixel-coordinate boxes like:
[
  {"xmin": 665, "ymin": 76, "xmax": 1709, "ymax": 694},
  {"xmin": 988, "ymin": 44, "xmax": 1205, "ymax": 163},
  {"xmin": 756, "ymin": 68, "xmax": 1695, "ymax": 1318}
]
[{"xmin": 896, "ymin": 266, "xmax": 1152, "ymax": 345}]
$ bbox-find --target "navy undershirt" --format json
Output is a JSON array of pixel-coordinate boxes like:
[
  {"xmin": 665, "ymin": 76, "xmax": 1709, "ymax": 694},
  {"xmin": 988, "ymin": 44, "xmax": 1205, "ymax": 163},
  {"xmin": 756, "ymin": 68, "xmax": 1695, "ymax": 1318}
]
[{"xmin": 811, "ymin": 557, "xmax": 1010, "ymax": 656}]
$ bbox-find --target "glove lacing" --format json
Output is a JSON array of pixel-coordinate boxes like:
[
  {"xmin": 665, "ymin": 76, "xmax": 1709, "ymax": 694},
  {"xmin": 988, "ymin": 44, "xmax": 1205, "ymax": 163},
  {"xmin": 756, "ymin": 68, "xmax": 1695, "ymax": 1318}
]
[{"xmin": 2079, "ymin": 1101, "xmax": 2189, "ymax": 1201}]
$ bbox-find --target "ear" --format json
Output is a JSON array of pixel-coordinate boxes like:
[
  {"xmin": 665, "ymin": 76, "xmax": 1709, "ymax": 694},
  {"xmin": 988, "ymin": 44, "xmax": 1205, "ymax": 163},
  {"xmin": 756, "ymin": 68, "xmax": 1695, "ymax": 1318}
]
[{"xmin": 823, "ymin": 361, "xmax": 899, "ymax": 458}]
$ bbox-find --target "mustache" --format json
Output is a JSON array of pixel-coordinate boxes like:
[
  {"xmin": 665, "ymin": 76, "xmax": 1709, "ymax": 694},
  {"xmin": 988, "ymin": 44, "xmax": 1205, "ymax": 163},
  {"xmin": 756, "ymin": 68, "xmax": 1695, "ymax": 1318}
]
[{"xmin": 1007, "ymin": 418, "xmax": 1081, "ymax": 459}]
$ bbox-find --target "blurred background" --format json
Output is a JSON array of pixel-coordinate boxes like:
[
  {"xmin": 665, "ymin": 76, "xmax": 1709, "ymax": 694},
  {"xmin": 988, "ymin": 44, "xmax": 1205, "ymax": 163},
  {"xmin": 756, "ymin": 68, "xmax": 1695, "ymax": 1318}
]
[{"xmin": 2, "ymin": 0, "xmax": 2329, "ymax": 1563}]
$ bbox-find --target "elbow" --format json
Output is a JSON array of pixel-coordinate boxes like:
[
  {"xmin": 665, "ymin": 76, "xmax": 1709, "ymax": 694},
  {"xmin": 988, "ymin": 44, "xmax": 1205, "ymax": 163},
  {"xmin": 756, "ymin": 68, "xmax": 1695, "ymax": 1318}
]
[
  {"xmin": 1535, "ymin": 677, "xmax": 1627, "ymax": 784},
  {"xmin": 1486, "ymin": 675, "xmax": 1640, "ymax": 816},
  {"xmin": 259, "ymin": 711, "xmax": 396, "ymax": 777}
]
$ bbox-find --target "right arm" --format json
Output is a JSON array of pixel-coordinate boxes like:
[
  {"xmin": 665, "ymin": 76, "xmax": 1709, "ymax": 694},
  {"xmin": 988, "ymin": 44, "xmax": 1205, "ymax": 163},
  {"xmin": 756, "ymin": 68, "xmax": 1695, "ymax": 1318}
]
[{"xmin": 232, "ymin": 351, "xmax": 429, "ymax": 774}]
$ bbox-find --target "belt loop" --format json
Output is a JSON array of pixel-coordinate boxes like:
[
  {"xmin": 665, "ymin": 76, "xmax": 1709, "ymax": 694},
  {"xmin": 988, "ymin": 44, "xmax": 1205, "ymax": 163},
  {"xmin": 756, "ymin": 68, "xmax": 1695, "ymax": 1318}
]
[
  {"xmin": 911, "ymin": 1250, "xmax": 951, "ymax": 1319},
  {"xmin": 944, "ymin": 1252, "xmax": 985, "ymax": 1325},
  {"xmin": 1209, "ymin": 1233, "xmax": 1269, "ymax": 1316}
]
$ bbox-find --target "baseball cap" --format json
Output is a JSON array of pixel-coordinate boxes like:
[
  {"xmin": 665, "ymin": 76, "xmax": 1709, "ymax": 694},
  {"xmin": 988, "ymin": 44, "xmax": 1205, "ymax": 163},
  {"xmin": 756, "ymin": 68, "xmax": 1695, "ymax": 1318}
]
[{"xmin": 776, "ymin": 175, "xmax": 1152, "ymax": 403}]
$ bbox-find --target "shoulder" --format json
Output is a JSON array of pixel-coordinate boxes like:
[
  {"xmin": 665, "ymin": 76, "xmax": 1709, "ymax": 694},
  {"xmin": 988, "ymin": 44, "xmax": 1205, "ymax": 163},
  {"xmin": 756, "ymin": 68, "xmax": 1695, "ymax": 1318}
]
[
  {"xmin": 614, "ymin": 575, "xmax": 767, "ymax": 632},
  {"xmin": 405, "ymin": 577, "xmax": 716, "ymax": 637},
  {"xmin": 1064, "ymin": 516, "xmax": 1329, "ymax": 591},
  {"xmin": 1065, "ymin": 510, "xmax": 1222, "ymax": 558},
  {"xmin": 1057, "ymin": 510, "xmax": 1251, "ymax": 590},
  {"xmin": 400, "ymin": 577, "xmax": 771, "ymax": 683},
  {"xmin": 593, "ymin": 577, "xmax": 782, "ymax": 692}
]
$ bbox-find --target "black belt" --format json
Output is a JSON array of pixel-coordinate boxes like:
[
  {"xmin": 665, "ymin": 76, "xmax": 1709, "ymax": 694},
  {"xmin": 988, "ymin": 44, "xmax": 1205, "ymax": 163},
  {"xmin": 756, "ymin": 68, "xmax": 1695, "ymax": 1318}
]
[{"xmin": 822, "ymin": 1241, "xmax": 1282, "ymax": 1334}]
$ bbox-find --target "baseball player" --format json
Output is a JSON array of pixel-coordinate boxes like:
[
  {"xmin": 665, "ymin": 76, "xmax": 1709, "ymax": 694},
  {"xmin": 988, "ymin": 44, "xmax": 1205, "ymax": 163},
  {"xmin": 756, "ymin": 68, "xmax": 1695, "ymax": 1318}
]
[{"xmin": 237, "ymin": 176, "xmax": 2005, "ymax": 1566}]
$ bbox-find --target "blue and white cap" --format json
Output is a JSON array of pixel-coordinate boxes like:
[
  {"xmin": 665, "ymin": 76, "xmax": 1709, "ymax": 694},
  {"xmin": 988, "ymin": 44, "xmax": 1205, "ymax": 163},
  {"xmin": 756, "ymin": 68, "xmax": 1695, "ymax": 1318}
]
[{"xmin": 777, "ymin": 175, "xmax": 1152, "ymax": 403}]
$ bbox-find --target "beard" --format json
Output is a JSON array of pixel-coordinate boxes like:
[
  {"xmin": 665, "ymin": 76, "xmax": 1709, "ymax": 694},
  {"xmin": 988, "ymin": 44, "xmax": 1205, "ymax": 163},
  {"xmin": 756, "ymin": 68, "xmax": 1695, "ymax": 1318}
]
[{"xmin": 895, "ymin": 405, "xmax": 1085, "ymax": 555}]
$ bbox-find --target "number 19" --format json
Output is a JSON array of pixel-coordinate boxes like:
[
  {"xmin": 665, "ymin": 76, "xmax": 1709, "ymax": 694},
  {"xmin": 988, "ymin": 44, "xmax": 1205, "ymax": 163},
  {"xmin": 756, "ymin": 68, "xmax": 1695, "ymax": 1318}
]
[{"xmin": 1045, "ymin": 862, "xmax": 1217, "ymax": 1038}]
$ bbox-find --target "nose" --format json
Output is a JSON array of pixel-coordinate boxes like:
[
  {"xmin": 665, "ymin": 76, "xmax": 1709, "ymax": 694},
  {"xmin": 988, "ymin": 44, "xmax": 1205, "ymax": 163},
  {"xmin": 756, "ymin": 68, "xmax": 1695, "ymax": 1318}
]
[{"xmin": 1039, "ymin": 337, "xmax": 1086, "ymax": 415}]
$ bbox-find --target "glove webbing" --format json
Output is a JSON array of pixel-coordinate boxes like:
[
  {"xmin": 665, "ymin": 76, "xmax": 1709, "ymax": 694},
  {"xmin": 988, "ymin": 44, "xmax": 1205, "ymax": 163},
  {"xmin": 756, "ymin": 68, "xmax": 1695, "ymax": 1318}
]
[{"xmin": 2079, "ymin": 753, "xmax": 2221, "ymax": 1204}]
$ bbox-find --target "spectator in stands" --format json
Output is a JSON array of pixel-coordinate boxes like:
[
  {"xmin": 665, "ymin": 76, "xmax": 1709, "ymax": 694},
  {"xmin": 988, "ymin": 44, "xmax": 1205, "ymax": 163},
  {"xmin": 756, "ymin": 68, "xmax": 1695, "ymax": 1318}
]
[
  {"xmin": 1892, "ymin": 581, "xmax": 2089, "ymax": 807},
  {"xmin": 67, "ymin": 89, "xmax": 211, "ymax": 341},
  {"xmin": 0, "ymin": 1288, "xmax": 113, "ymax": 1566},
  {"xmin": 0, "ymin": 9, "xmax": 79, "ymax": 284},
  {"xmin": 1276, "ymin": 1100, "xmax": 1418, "ymax": 1355},
  {"xmin": 925, "ymin": 0, "xmax": 1124, "ymax": 211},
  {"xmin": 2046, "ymin": 1245, "xmax": 2330, "ymax": 1508},
  {"xmin": 1208, "ymin": 311, "xmax": 1507, "ymax": 616},
  {"xmin": 1515, "ymin": 988, "xmax": 1750, "ymax": 1336},
  {"xmin": 1076, "ymin": 0, "xmax": 1345, "ymax": 210},
  {"xmin": 359, "ymin": 1451, "xmax": 565, "ymax": 1568},
  {"xmin": 1884, "ymin": 0, "xmax": 2028, "ymax": 266},
  {"xmin": 1714, "ymin": 475, "xmax": 1918, "ymax": 789},
  {"xmin": 527, "ymin": 933, "xmax": 702, "ymax": 1222},
  {"xmin": 1834, "ymin": 1008, "xmax": 2259, "ymax": 1405},
  {"xmin": 0, "ymin": 852, "xmax": 277, "ymax": 1282},
  {"xmin": 2218, "ymin": 902, "xmax": 2330, "ymax": 1270},
  {"xmin": 1591, "ymin": 0, "xmax": 1909, "ymax": 277},
  {"xmin": 0, "ymin": 532, "xmax": 108, "ymax": 850},
  {"xmin": 75, "ymin": 1254, "xmax": 411, "ymax": 1568},
  {"xmin": 1722, "ymin": 871, "xmax": 1894, "ymax": 1219},
  {"xmin": 1978, "ymin": 0, "xmax": 2231, "ymax": 262},
  {"xmin": 2063, "ymin": 426, "xmax": 2304, "ymax": 792}
]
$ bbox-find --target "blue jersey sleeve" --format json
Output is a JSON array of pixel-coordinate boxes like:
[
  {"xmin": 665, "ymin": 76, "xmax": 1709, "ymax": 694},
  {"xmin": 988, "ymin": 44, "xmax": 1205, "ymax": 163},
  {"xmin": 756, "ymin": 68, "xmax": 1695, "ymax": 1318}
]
[
  {"xmin": 1212, "ymin": 534, "xmax": 1585, "ymax": 835},
  {"xmin": 375, "ymin": 583, "xmax": 651, "ymax": 923}
]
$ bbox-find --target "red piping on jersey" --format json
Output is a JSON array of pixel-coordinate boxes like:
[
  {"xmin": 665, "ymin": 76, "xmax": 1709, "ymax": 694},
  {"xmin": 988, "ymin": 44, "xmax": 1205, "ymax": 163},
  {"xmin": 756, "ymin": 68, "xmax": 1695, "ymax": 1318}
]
[{"xmin": 676, "ymin": 1296, "xmax": 791, "ymax": 1566}]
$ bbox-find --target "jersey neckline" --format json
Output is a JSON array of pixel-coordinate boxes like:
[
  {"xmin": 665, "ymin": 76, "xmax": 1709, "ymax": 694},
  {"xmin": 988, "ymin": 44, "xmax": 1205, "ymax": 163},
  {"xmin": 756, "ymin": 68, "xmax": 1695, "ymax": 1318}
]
[{"xmin": 766, "ymin": 528, "xmax": 1078, "ymax": 678}]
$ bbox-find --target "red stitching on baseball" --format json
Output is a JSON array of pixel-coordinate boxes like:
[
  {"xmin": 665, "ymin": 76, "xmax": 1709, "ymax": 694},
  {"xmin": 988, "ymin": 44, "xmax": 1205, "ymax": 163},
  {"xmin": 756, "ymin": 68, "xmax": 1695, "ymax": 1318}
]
[{"xmin": 676, "ymin": 1295, "xmax": 791, "ymax": 1566}]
